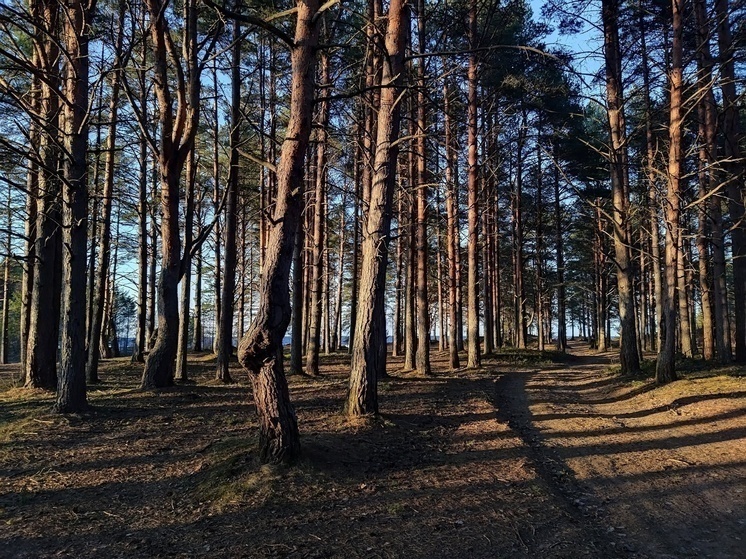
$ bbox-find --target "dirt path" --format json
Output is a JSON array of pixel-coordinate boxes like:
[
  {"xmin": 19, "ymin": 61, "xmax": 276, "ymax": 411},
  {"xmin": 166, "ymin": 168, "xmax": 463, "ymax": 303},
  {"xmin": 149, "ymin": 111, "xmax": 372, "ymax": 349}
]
[
  {"xmin": 1, "ymin": 347, "xmax": 744, "ymax": 558},
  {"xmin": 493, "ymin": 345, "xmax": 746, "ymax": 559}
]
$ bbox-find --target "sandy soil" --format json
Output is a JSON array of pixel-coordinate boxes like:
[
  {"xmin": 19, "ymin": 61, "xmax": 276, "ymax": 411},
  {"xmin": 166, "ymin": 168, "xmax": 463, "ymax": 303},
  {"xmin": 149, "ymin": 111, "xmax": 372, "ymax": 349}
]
[{"xmin": 0, "ymin": 343, "xmax": 743, "ymax": 558}]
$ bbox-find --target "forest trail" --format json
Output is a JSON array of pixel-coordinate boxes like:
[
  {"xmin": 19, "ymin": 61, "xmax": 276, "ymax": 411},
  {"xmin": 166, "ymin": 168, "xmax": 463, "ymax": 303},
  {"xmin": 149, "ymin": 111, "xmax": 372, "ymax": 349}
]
[
  {"xmin": 493, "ymin": 343, "xmax": 746, "ymax": 559},
  {"xmin": 0, "ymin": 346, "xmax": 744, "ymax": 558}
]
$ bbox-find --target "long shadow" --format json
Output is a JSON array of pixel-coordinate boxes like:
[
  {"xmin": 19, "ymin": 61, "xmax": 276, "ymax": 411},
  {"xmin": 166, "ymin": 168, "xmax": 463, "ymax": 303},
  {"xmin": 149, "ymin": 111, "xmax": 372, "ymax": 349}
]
[
  {"xmin": 492, "ymin": 371, "xmax": 631, "ymax": 557},
  {"xmin": 542, "ymin": 406, "xmax": 746, "ymax": 439},
  {"xmin": 532, "ymin": 390, "xmax": 746, "ymax": 422},
  {"xmin": 529, "ymin": 382, "xmax": 658, "ymax": 406}
]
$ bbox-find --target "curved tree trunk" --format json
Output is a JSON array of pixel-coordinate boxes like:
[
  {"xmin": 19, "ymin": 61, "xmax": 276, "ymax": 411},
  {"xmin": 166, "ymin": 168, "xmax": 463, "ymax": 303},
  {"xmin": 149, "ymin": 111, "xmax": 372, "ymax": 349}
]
[
  {"xmin": 237, "ymin": 0, "xmax": 321, "ymax": 463},
  {"xmin": 140, "ymin": 0, "xmax": 204, "ymax": 388}
]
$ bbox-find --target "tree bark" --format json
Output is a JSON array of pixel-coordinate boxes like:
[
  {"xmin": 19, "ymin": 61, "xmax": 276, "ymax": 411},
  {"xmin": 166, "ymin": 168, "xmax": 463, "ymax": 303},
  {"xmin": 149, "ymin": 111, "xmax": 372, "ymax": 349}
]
[
  {"xmin": 306, "ymin": 52, "xmax": 330, "ymax": 377},
  {"xmin": 237, "ymin": 0, "xmax": 321, "ymax": 463},
  {"xmin": 87, "ymin": 1, "xmax": 124, "ymax": 381},
  {"xmin": 131, "ymin": 20, "xmax": 149, "ymax": 364},
  {"xmin": 216, "ymin": 9, "xmax": 242, "ymax": 384},
  {"xmin": 346, "ymin": 0, "xmax": 408, "ymax": 416},
  {"xmin": 513, "ymin": 111, "xmax": 527, "ymax": 349},
  {"xmin": 289, "ymin": 219, "xmax": 305, "ymax": 376},
  {"xmin": 140, "ymin": 0, "xmax": 205, "ymax": 388},
  {"xmin": 25, "ymin": 0, "xmax": 61, "ymax": 391},
  {"xmin": 56, "ymin": 0, "xmax": 95, "ymax": 413},
  {"xmin": 553, "ymin": 139, "xmax": 567, "ymax": 352},
  {"xmin": 1, "ymin": 192, "xmax": 11, "ymax": 364},
  {"xmin": 444, "ymin": 79, "xmax": 460, "ymax": 369},
  {"xmin": 20, "ymin": 49, "xmax": 39, "ymax": 378},
  {"xmin": 414, "ymin": 0, "xmax": 431, "ymax": 376},
  {"xmin": 602, "ymin": 0, "xmax": 640, "ymax": 373},
  {"xmin": 466, "ymin": 0, "xmax": 481, "ymax": 367},
  {"xmin": 639, "ymin": 6, "xmax": 664, "ymax": 353},
  {"xmin": 175, "ymin": 148, "xmax": 197, "ymax": 383},
  {"xmin": 715, "ymin": 0, "xmax": 745, "ymax": 362},
  {"xmin": 656, "ymin": 0, "xmax": 683, "ymax": 384}
]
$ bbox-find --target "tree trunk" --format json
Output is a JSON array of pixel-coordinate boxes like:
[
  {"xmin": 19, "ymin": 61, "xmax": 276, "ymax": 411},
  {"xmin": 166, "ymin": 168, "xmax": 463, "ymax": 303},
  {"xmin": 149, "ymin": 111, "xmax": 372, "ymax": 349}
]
[
  {"xmin": 289, "ymin": 219, "xmax": 305, "ymax": 375},
  {"xmin": 553, "ymin": 139, "xmax": 567, "ymax": 352},
  {"xmin": 131, "ymin": 26, "xmax": 149, "ymax": 364},
  {"xmin": 715, "ymin": 0, "xmax": 745, "ymax": 362},
  {"xmin": 677, "ymin": 232, "xmax": 693, "ymax": 357},
  {"xmin": 513, "ymin": 112, "xmax": 527, "ymax": 349},
  {"xmin": 213, "ymin": 59, "xmax": 222, "ymax": 354},
  {"xmin": 333, "ymin": 199, "xmax": 346, "ymax": 351},
  {"xmin": 639, "ymin": 7, "xmax": 664, "ymax": 353},
  {"xmin": 392, "ymin": 190, "xmax": 403, "ymax": 357},
  {"xmin": 414, "ymin": 0, "xmax": 431, "ymax": 376},
  {"xmin": 1, "ymin": 192, "xmax": 11, "ymax": 364},
  {"xmin": 403, "ymin": 110, "xmax": 417, "ymax": 371},
  {"xmin": 466, "ymin": 0, "xmax": 481, "ymax": 367},
  {"xmin": 141, "ymin": 0, "xmax": 205, "ymax": 388},
  {"xmin": 346, "ymin": 0, "xmax": 407, "ymax": 416},
  {"xmin": 535, "ymin": 135, "xmax": 544, "ymax": 352},
  {"xmin": 20, "ymin": 50, "xmax": 39, "ymax": 378},
  {"xmin": 656, "ymin": 0, "xmax": 683, "ymax": 384},
  {"xmin": 444, "ymin": 80, "xmax": 460, "ymax": 369},
  {"xmin": 306, "ymin": 52, "xmax": 330, "ymax": 377},
  {"xmin": 147, "ymin": 194, "xmax": 157, "ymax": 349},
  {"xmin": 193, "ymin": 243, "xmax": 203, "ymax": 352},
  {"xmin": 25, "ymin": 0, "xmax": 61, "ymax": 391},
  {"xmin": 56, "ymin": 0, "xmax": 94, "ymax": 413},
  {"xmin": 693, "ymin": 0, "xmax": 717, "ymax": 360},
  {"xmin": 216, "ymin": 11, "xmax": 242, "ymax": 384},
  {"xmin": 602, "ymin": 0, "xmax": 640, "ymax": 373},
  {"xmin": 175, "ymin": 147, "xmax": 197, "ymax": 383},
  {"xmin": 87, "ymin": 2, "xmax": 124, "ymax": 381},
  {"xmin": 237, "ymin": 0, "xmax": 321, "ymax": 463}
]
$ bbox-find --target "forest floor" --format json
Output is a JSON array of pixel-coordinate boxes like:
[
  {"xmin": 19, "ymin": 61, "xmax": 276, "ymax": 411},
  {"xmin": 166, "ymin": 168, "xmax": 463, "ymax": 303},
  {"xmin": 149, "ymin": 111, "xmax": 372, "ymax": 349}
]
[{"xmin": 0, "ymin": 342, "xmax": 744, "ymax": 559}]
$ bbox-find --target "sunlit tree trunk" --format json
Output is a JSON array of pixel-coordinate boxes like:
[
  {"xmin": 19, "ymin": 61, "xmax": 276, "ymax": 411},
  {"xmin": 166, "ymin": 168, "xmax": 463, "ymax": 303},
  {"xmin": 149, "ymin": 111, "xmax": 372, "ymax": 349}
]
[
  {"xmin": 715, "ymin": 0, "xmax": 745, "ymax": 362},
  {"xmin": 346, "ymin": 0, "xmax": 408, "ymax": 416},
  {"xmin": 602, "ymin": 0, "xmax": 640, "ymax": 372},
  {"xmin": 692, "ymin": 0, "xmax": 730, "ymax": 362},
  {"xmin": 238, "ymin": 0, "xmax": 321, "ymax": 462},
  {"xmin": 657, "ymin": 0, "xmax": 684, "ymax": 384},
  {"xmin": 466, "ymin": 0, "xmax": 481, "ymax": 367},
  {"xmin": 444, "ymin": 80, "xmax": 460, "ymax": 369},
  {"xmin": 141, "ymin": 0, "xmax": 206, "ymax": 388},
  {"xmin": 414, "ymin": 0, "xmax": 431, "ymax": 375}
]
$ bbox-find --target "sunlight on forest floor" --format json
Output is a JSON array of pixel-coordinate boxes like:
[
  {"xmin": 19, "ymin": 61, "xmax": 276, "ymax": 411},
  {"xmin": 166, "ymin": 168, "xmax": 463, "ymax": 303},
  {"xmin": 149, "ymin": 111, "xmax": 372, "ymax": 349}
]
[{"xmin": 1, "ymin": 343, "xmax": 744, "ymax": 558}]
